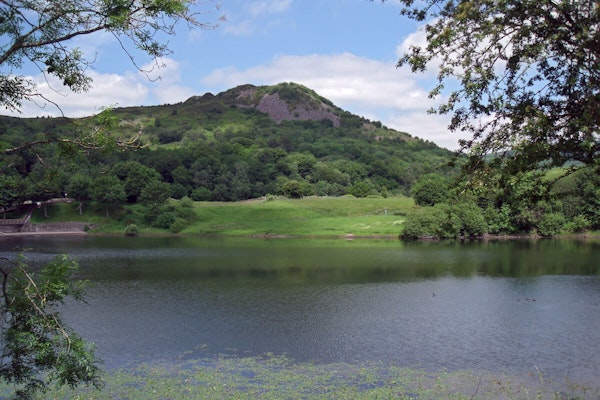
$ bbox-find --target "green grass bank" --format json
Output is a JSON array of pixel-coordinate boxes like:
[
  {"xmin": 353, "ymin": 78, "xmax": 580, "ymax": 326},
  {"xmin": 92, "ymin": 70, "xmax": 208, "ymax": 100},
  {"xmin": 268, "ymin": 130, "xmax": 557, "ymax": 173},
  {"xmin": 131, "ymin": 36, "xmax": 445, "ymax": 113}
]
[{"xmin": 31, "ymin": 196, "xmax": 414, "ymax": 238}]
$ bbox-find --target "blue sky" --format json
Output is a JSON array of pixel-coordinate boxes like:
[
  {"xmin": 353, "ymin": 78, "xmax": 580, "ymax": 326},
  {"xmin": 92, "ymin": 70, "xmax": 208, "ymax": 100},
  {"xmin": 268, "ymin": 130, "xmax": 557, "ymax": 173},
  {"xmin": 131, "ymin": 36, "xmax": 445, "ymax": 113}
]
[{"xmin": 6, "ymin": 0, "xmax": 462, "ymax": 150}]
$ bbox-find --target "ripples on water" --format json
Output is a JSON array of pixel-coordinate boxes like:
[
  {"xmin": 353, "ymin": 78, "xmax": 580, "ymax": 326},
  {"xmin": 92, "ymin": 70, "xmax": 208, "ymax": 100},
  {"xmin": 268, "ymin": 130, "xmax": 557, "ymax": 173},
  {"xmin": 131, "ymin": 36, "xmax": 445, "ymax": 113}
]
[{"xmin": 1, "ymin": 236, "xmax": 599, "ymax": 388}]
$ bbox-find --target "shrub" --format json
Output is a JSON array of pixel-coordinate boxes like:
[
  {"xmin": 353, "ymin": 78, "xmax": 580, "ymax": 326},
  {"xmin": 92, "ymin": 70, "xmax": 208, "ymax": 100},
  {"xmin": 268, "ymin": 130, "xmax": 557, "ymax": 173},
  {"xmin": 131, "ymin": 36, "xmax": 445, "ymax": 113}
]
[
  {"xmin": 170, "ymin": 183, "xmax": 190, "ymax": 199},
  {"xmin": 179, "ymin": 196, "xmax": 194, "ymax": 208},
  {"xmin": 191, "ymin": 187, "xmax": 212, "ymax": 201},
  {"xmin": 537, "ymin": 212, "xmax": 566, "ymax": 237},
  {"xmin": 401, "ymin": 201, "xmax": 487, "ymax": 240},
  {"xmin": 564, "ymin": 214, "xmax": 590, "ymax": 233},
  {"xmin": 124, "ymin": 224, "xmax": 139, "ymax": 237},
  {"xmin": 281, "ymin": 180, "xmax": 313, "ymax": 198},
  {"xmin": 169, "ymin": 218, "xmax": 189, "ymax": 233},
  {"xmin": 174, "ymin": 205, "xmax": 198, "ymax": 222},
  {"xmin": 348, "ymin": 180, "xmax": 374, "ymax": 198},
  {"xmin": 401, "ymin": 205, "xmax": 449, "ymax": 240},
  {"xmin": 451, "ymin": 201, "xmax": 487, "ymax": 237},
  {"xmin": 484, "ymin": 204, "xmax": 513, "ymax": 234},
  {"xmin": 157, "ymin": 129, "xmax": 184, "ymax": 144},
  {"xmin": 153, "ymin": 212, "xmax": 177, "ymax": 229}
]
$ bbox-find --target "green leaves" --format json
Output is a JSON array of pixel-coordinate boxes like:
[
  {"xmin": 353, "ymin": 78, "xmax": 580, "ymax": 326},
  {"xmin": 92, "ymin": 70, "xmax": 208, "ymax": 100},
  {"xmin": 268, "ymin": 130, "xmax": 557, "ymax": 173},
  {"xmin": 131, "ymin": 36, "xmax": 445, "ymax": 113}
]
[
  {"xmin": 391, "ymin": 0, "xmax": 599, "ymax": 177},
  {"xmin": 0, "ymin": 254, "xmax": 102, "ymax": 399},
  {"xmin": 1, "ymin": 0, "xmax": 220, "ymax": 113}
]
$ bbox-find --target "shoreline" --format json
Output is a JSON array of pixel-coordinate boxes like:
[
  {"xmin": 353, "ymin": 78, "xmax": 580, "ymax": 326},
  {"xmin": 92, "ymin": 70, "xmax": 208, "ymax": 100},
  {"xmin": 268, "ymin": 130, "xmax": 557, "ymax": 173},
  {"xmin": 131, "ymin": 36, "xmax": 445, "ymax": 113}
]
[
  {"xmin": 2, "ymin": 228, "xmax": 599, "ymax": 241},
  {"xmin": 0, "ymin": 230, "xmax": 88, "ymax": 237}
]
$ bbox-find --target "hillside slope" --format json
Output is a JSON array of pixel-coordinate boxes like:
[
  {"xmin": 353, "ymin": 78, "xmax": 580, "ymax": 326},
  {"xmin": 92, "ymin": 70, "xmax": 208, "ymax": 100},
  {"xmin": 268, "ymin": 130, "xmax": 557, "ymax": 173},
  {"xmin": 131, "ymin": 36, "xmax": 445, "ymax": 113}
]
[{"xmin": 0, "ymin": 82, "xmax": 456, "ymax": 203}]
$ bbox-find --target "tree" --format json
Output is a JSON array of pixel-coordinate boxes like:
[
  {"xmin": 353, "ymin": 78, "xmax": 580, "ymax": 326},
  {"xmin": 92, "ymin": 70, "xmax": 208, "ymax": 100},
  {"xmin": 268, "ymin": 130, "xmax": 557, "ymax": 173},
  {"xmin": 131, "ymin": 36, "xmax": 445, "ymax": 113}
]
[
  {"xmin": 0, "ymin": 0, "xmax": 220, "ymax": 112},
  {"xmin": 0, "ymin": 254, "xmax": 102, "ymax": 399},
  {"xmin": 1, "ymin": 0, "xmax": 220, "ymax": 397},
  {"xmin": 139, "ymin": 180, "xmax": 170, "ymax": 213},
  {"xmin": 66, "ymin": 173, "xmax": 92, "ymax": 215},
  {"xmin": 384, "ymin": 0, "xmax": 599, "ymax": 179},
  {"xmin": 1, "ymin": 0, "xmax": 221, "ymax": 153},
  {"xmin": 0, "ymin": 175, "xmax": 21, "ymax": 217},
  {"xmin": 280, "ymin": 179, "xmax": 312, "ymax": 199},
  {"xmin": 112, "ymin": 161, "xmax": 162, "ymax": 203},
  {"xmin": 411, "ymin": 173, "xmax": 449, "ymax": 206},
  {"xmin": 90, "ymin": 174, "xmax": 126, "ymax": 216},
  {"xmin": 348, "ymin": 179, "xmax": 374, "ymax": 198}
]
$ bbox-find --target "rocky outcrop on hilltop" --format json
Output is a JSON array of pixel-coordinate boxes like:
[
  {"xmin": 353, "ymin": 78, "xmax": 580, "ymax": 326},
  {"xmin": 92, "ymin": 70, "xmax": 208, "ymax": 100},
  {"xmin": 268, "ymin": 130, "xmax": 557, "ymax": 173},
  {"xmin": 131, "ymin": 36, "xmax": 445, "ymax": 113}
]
[{"xmin": 226, "ymin": 83, "xmax": 341, "ymax": 127}]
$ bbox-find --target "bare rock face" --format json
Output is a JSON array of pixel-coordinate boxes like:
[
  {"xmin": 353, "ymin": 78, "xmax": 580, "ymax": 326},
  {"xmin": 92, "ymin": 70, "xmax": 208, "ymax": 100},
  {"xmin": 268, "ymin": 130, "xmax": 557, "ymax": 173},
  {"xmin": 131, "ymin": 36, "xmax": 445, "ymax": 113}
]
[
  {"xmin": 256, "ymin": 93, "xmax": 340, "ymax": 126},
  {"xmin": 233, "ymin": 83, "xmax": 341, "ymax": 127}
]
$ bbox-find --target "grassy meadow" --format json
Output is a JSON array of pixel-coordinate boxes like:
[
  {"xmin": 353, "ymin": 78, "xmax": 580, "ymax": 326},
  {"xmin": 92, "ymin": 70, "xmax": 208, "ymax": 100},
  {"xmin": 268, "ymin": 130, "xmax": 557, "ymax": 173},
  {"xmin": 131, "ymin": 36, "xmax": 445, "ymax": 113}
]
[
  {"xmin": 31, "ymin": 196, "xmax": 415, "ymax": 237},
  {"xmin": 185, "ymin": 196, "xmax": 412, "ymax": 237}
]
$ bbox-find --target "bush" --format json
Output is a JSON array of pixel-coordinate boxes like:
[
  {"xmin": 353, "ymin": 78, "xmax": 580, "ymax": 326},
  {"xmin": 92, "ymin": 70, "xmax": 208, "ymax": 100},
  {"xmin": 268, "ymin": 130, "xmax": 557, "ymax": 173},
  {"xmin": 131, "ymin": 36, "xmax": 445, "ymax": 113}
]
[
  {"xmin": 564, "ymin": 214, "xmax": 590, "ymax": 233},
  {"xmin": 348, "ymin": 180, "xmax": 374, "ymax": 198},
  {"xmin": 484, "ymin": 204, "xmax": 513, "ymax": 234},
  {"xmin": 170, "ymin": 183, "xmax": 190, "ymax": 199},
  {"xmin": 174, "ymin": 205, "xmax": 198, "ymax": 223},
  {"xmin": 157, "ymin": 129, "xmax": 184, "ymax": 144},
  {"xmin": 191, "ymin": 187, "xmax": 212, "ymax": 201},
  {"xmin": 169, "ymin": 218, "xmax": 189, "ymax": 233},
  {"xmin": 451, "ymin": 201, "xmax": 487, "ymax": 237},
  {"xmin": 280, "ymin": 180, "xmax": 313, "ymax": 198},
  {"xmin": 537, "ymin": 212, "xmax": 566, "ymax": 237},
  {"xmin": 153, "ymin": 212, "xmax": 177, "ymax": 229},
  {"xmin": 179, "ymin": 196, "xmax": 194, "ymax": 208},
  {"xmin": 401, "ymin": 201, "xmax": 487, "ymax": 240},
  {"xmin": 124, "ymin": 224, "xmax": 139, "ymax": 237},
  {"xmin": 401, "ymin": 205, "xmax": 450, "ymax": 240}
]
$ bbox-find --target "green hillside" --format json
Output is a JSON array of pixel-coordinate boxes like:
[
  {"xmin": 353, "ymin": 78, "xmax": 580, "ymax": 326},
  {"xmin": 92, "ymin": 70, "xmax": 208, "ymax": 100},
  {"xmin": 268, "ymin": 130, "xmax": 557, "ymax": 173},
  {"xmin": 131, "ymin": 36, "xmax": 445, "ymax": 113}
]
[{"xmin": 0, "ymin": 82, "xmax": 456, "ymax": 206}]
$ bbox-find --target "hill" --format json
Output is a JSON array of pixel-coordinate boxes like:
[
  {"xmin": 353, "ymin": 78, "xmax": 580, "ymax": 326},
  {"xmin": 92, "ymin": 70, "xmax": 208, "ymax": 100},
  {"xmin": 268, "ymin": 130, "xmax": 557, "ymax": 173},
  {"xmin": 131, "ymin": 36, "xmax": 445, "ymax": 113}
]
[{"xmin": 0, "ymin": 82, "xmax": 457, "ymax": 207}]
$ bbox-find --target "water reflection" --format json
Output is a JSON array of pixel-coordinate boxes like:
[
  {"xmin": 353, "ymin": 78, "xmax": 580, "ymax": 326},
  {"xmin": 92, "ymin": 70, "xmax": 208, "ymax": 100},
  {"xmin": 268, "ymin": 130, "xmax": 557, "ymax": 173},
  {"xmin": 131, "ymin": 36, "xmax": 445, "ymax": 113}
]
[{"xmin": 1, "ymin": 236, "xmax": 598, "ymax": 283}]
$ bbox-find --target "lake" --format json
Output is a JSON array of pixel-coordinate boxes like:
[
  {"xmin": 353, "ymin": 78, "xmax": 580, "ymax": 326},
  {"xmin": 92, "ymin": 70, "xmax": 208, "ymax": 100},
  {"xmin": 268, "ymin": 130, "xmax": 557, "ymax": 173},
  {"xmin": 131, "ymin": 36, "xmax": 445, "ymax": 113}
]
[{"xmin": 1, "ymin": 235, "xmax": 599, "ymax": 388}]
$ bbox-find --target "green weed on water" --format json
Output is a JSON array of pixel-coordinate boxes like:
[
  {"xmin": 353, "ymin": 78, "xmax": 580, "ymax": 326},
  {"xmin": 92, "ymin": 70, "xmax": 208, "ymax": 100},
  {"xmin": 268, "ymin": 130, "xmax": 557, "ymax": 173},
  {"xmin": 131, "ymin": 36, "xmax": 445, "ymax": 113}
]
[{"xmin": 0, "ymin": 355, "xmax": 597, "ymax": 399}]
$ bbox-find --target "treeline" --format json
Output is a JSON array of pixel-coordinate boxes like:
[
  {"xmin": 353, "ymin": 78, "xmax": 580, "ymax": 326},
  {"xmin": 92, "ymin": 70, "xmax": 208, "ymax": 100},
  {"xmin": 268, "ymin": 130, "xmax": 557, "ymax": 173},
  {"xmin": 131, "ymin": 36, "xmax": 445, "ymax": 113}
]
[{"xmin": 402, "ymin": 169, "xmax": 600, "ymax": 239}]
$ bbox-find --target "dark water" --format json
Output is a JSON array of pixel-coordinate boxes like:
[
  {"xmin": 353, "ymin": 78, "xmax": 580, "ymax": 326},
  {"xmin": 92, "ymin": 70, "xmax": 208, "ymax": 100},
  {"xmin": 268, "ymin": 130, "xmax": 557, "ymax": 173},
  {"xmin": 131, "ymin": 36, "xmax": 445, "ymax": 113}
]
[{"xmin": 1, "ymin": 236, "xmax": 599, "ymax": 383}]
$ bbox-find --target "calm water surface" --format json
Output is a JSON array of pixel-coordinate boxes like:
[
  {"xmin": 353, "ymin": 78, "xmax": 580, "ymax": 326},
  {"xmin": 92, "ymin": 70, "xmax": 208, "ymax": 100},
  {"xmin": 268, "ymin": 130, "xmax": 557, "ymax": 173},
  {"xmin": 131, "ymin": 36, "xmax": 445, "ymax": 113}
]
[{"xmin": 1, "ymin": 236, "xmax": 599, "ymax": 383}]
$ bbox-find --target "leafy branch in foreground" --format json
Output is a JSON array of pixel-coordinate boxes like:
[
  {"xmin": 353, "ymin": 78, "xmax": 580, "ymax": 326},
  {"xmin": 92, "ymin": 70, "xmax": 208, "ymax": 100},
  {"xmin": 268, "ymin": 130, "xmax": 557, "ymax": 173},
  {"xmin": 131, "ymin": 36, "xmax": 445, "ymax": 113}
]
[
  {"xmin": 0, "ymin": 254, "xmax": 101, "ymax": 399},
  {"xmin": 0, "ymin": 0, "xmax": 222, "ymax": 112},
  {"xmin": 382, "ymin": 0, "xmax": 599, "ymax": 180},
  {"xmin": 1, "ymin": 107, "xmax": 144, "ymax": 158}
]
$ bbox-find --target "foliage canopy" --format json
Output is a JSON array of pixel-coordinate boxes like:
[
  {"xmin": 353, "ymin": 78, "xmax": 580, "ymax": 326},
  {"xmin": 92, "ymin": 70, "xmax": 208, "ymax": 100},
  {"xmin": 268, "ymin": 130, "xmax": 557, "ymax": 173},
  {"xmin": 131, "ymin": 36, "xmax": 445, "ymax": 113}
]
[
  {"xmin": 0, "ymin": 255, "xmax": 102, "ymax": 399},
  {"xmin": 384, "ymin": 0, "xmax": 599, "ymax": 177},
  {"xmin": 0, "ymin": 0, "xmax": 220, "ymax": 113}
]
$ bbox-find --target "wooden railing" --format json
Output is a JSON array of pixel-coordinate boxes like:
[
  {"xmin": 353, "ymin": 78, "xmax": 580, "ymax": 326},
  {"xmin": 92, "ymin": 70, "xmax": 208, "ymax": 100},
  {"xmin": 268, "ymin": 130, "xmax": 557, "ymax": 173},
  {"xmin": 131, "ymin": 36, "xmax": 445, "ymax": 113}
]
[{"xmin": 0, "ymin": 198, "xmax": 71, "ymax": 227}]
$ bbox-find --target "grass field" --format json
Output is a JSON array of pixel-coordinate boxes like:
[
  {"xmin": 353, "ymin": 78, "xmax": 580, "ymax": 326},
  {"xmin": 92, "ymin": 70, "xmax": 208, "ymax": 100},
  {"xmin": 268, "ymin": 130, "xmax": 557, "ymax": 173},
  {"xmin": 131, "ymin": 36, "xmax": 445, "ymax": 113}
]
[
  {"xmin": 30, "ymin": 196, "xmax": 415, "ymax": 237},
  {"xmin": 185, "ymin": 196, "xmax": 413, "ymax": 237}
]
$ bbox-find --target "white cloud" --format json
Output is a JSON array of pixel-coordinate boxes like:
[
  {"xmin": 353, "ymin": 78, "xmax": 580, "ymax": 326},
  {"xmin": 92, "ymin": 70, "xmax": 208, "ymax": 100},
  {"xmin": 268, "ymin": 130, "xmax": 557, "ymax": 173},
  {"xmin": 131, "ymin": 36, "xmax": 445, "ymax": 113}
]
[
  {"xmin": 2, "ymin": 50, "xmax": 466, "ymax": 150},
  {"xmin": 1, "ymin": 71, "xmax": 149, "ymax": 118},
  {"xmin": 140, "ymin": 57, "xmax": 195, "ymax": 104},
  {"xmin": 202, "ymin": 52, "xmax": 464, "ymax": 150},
  {"xmin": 223, "ymin": 0, "xmax": 292, "ymax": 36},
  {"xmin": 1, "ymin": 57, "xmax": 198, "ymax": 118},
  {"xmin": 249, "ymin": 0, "xmax": 292, "ymax": 17},
  {"xmin": 388, "ymin": 111, "xmax": 461, "ymax": 150}
]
